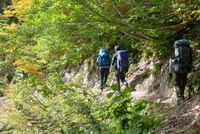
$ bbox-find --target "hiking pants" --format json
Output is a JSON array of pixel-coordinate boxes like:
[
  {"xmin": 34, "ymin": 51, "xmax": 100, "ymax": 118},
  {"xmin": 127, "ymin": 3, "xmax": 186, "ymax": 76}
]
[
  {"xmin": 174, "ymin": 73, "xmax": 188, "ymax": 99},
  {"xmin": 99, "ymin": 68, "xmax": 109, "ymax": 87},
  {"xmin": 115, "ymin": 68, "xmax": 128, "ymax": 90}
]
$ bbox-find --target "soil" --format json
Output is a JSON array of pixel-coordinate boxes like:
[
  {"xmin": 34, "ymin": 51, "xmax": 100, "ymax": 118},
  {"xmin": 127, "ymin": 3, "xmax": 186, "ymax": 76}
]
[{"xmin": 154, "ymin": 94, "xmax": 200, "ymax": 134}]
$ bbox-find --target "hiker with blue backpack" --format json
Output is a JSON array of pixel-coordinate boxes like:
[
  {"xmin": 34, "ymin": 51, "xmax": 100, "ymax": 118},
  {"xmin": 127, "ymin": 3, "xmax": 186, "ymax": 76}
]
[
  {"xmin": 169, "ymin": 39, "xmax": 192, "ymax": 106},
  {"xmin": 96, "ymin": 49, "xmax": 111, "ymax": 90},
  {"xmin": 110, "ymin": 45, "xmax": 129, "ymax": 91}
]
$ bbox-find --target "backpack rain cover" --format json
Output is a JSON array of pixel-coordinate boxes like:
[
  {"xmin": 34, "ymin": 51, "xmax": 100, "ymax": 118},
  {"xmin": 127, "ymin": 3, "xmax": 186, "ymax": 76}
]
[{"xmin": 117, "ymin": 50, "xmax": 129, "ymax": 71}]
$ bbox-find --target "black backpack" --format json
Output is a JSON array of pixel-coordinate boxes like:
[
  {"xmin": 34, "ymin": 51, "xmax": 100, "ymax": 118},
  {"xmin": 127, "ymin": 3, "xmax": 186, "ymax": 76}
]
[{"xmin": 170, "ymin": 39, "xmax": 192, "ymax": 73}]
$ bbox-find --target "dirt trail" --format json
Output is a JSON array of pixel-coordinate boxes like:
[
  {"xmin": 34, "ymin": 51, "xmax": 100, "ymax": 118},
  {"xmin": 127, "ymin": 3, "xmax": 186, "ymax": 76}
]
[
  {"xmin": 131, "ymin": 90, "xmax": 157, "ymax": 101},
  {"xmin": 127, "ymin": 86, "xmax": 200, "ymax": 133},
  {"xmin": 155, "ymin": 94, "xmax": 200, "ymax": 133},
  {"xmin": 129, "ymin": 87, "xmax": 200, "ymax": 133}
]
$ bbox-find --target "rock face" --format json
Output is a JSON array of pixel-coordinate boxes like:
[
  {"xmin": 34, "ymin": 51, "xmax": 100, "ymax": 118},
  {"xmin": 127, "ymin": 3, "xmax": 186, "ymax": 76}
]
[
  {"xmin": 61, "ymin": 58, "xmax": 175, "ymax": 101},
  {"xmin": 61, "ymin": 59, "xmax": 99, "ymax": 88},
  {"xmin": 127, "ymin": 57, "xmax": 175, "ymax": 101}
]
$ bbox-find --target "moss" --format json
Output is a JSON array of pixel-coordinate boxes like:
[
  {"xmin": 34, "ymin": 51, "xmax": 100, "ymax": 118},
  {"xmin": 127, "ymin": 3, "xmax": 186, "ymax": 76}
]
[{"xmin": 150, "ymin": 61, "xmax": 163, "ymax": 76}]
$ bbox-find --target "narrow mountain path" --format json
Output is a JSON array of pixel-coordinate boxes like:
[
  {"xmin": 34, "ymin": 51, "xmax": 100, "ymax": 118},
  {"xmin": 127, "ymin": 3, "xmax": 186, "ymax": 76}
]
[{"xmin": 131, "ymin": 90, "xmax": 157, "ymax": 101}]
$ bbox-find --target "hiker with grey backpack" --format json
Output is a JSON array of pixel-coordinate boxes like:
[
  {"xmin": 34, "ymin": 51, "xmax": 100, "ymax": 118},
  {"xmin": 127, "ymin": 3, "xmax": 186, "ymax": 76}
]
[
  {"xmin": 169, "ymin": 39, "xmax": 193, "ymax": 106},
  {"xmin": 110, "ymin": 45, "xmax": 129, "ymax": 91}
]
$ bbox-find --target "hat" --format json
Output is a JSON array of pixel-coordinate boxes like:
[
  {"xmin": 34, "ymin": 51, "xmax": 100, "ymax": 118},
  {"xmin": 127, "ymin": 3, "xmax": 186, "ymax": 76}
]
[
  {"xmin": 114, "ymin": 45, "xmax": 120, "ymax": 50},
  {"xmin": 99, "ymin": 49, "xmax": 108, "ymax": 54}
]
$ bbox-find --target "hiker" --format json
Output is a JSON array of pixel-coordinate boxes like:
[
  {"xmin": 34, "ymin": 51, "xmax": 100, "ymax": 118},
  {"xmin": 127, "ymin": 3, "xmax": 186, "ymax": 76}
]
[
  {"xmin": 169, "ymin": 39, "xmax": 192, "ymax": 106},
  {"xmin": 110, "ymin": 45, "xmax": 129, "ymax": 91},
  {"xmin": 96, "ymin": 49, "xmax": 110, "ymax": 90}
]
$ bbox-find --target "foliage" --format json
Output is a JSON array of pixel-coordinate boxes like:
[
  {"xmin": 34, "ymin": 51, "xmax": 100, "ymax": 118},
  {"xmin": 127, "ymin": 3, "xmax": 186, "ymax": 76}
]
[
  {"xmin": 4, "ymin": 85, "xmax": 160, "ymax": 133},
  {"xmin": 2, "ymin": 0, "xmax": 198, "ymax": 67},
  {"xmin": 150, "ymin": 61, "xmax": 163, "ymax": 76},
  {"xmin": 189, "ymin": 41, "xmax": 200, "ymax": 93},
  {"xmin": 0, "ymin": 0, "xmax": 200, "ymax": 133}
]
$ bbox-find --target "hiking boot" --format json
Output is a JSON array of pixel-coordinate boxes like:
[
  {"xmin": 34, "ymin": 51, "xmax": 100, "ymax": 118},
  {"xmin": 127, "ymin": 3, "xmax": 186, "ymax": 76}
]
[
  {"xmin": 100, "ymin": 86, "xmax": 104, "ymax": 91},
  {"xmin": 124, "ymin": 82, "xmax": 129, "ymax": 87},
  {"xmin": 122, "ymin": 81, "xmax": 128, "ymax": 87},
  {"xmin": 177, "ymin": 97, "xmax": 184, "ymax": 107},
  {"xmin": 99, "ymin": 85, "xmax": 103, "ymax": 91}
]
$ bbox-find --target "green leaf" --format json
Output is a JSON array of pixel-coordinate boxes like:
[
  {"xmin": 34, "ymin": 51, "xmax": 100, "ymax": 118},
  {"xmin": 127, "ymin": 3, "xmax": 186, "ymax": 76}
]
[
  {"xmin": 112, "ymin": 95, "xmax": 122, "ymax": 103},
  {"xmin": 111, "ymin": 84, "xmax": 119, "ymax": 91},
  {"xmin": 107, "ymin": 92, "xmax": 114, "ymax": 99},
  {"xmin": 121, "ymin": 87, "xmax": 132, "ymax": 96},
  {"xmin": 134, "ymin": 100, "xmax": 148, "ymax": 111}
]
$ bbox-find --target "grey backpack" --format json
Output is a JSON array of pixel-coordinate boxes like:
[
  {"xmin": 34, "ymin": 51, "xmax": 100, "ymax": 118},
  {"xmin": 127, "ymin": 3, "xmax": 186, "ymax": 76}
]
[{"xmin": 170, "ymin": 39, "xmax": 192, "ymax": 73}]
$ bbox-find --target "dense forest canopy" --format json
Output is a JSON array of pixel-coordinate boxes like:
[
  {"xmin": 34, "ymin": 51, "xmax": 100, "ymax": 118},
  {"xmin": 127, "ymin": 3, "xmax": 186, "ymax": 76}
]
[{"xmin": 0, "ymin": 0, "xmax": 200, "ymax": 133}]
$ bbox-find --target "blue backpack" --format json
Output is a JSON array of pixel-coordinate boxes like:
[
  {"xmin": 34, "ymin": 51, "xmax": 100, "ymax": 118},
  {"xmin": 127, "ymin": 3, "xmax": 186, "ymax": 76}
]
[
  {"xmin": 117, "ymin": 50, "xmax": 129, "ymax": 71},
  {"xmin": 99, "ymin": 50, "xmax": 110, "ymax": 67}
]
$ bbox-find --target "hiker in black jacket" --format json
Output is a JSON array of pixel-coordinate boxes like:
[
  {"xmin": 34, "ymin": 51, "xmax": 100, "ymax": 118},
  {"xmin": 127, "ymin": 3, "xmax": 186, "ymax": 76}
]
[
  {"xmin": 169, "ymin": 39, "xmax": 192, "ymax": 106},
  {"xmin": 110, "ymin": 45, "xmax": 129, "ymax": 91}
]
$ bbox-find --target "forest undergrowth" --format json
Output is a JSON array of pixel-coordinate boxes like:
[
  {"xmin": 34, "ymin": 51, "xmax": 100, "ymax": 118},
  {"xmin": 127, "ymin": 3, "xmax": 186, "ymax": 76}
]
[{"xmin": 0, "ymin": 64, "xmax": 199, "ymax": 134}]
